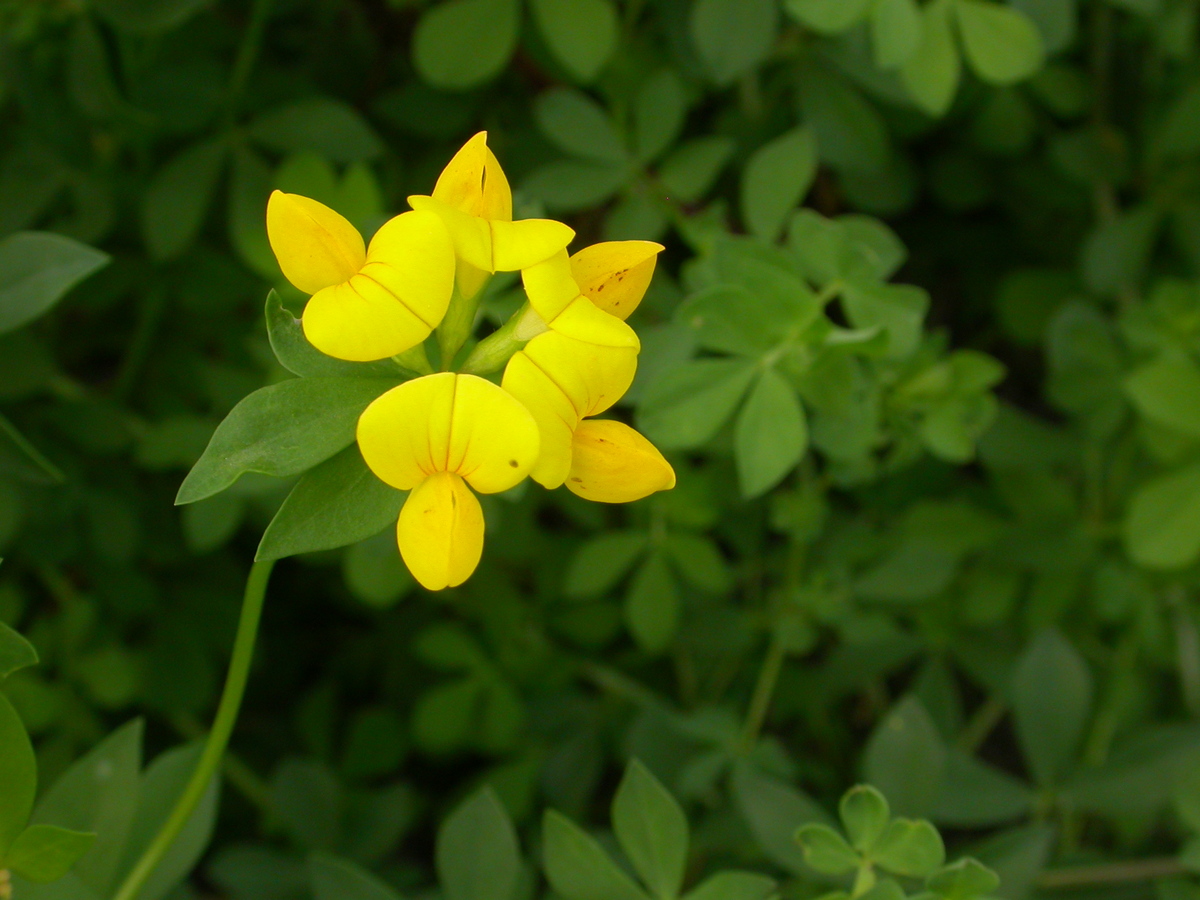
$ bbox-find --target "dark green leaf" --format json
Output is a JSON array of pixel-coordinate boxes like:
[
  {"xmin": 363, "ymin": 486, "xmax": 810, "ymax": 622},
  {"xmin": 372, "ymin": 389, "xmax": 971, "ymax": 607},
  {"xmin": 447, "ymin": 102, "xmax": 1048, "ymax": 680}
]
[
  {"xmin": 530, "ymin": 0, "xmax": 618, "ymax": 83},
  {"xmin": 638, "ymin": 359, "xmax": 758, "ymax": 449},
  {"xmin": 0, "ymin": 691, "xmax": 36, "ymax": 858},
  {"xmin": 690, "ymin": 0, "xmax": 779, "ymax": 86},
  {"xmin": 612, "ymin": 760, "xmax": 689, "ymax": 900},
  {"xmin": 310, "ymin": 853, "xmax": 402, "ymax": 900},
  {"xmin": 735, "ymin": 368, "xmax": 807, "ymax": 499},
  {"xmin": 436, "ymin": 787, "xmax": 520, "ymax": 900},
  {"xmin": 249, "ymin": 98, "xmax": 384, "ymax": 163},
  {"xmin": 625, "ymin": 552, "xmax": 680, "ymax": 654},
  {"xmin": 265, "ymin": 291, "xmax": 403, "ymax": 379},
  {"xmin": 535, "ymin": 88, "xmax": 627, "ymax": 165},
  {"xmin": 0, "ymin": 232, "xmax": 108, "ymax": 335},
  {"xmin": 565, "ymin": 531, "xmax": 649, "ymax": 599},
  {"xmin": 1011, "ymin": 630, "xmax": 1092, "ymax": 787},
  {"xmin": 141, "ymin": 139, "xmax": 227, "ymax": 261},
  {"xmin": 863, "ymin": 696, "xmax": 946, "ymax": 818},
  {"xmin": 732, "ymin": 763, "xmax": 832, "ymax": 875},
  {"xmin": 6, "ymin": 825, "xmax": 96, "ymax": 883},
  {"xmin": 0, "ymin": 622, "xmax": 37, "ymax": 679},
  {"xmin": 684, "ymin": 872, "xmax": 777, "ymax": 900},
  {"xmin": 1124, "ymin": 461, "xmax": 1200, "ymax": 570},
  {"xmin": 542, "ymin": 810, "xmax": 650, "ymax": 900},
  {"xmin": 413, "ymin": 0, "xmax": 520, "ymax": 90},
  {"xmin": 257, "ymin": 444, "xmax": 405, "ymax": 561},
  {"xmin": 177, "ymin": 376, "xmax": 398, "ymax": 505}
]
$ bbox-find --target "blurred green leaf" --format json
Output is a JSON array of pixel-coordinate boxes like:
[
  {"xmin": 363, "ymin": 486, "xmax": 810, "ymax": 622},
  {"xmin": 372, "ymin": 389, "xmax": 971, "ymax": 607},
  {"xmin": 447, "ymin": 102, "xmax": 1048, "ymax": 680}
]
[
  {"xmin": 436, "ymin": 787, "xmax": 520, "ymax": 900},
  {"xmin": 249, "ymin": 99, "xmax": 384, "ymax": 163},
  {"xmin": 735, "ymin": 369, "xmax": 807, "ymax": 499},
  {"xmin": 0, "ymin": 232, "xmax": 109, "ymax": 334},
  {"xmin": 310, "ymin": 854, "xmax": 402, "ymax": 900},
  {"xmin": 612, "ymin": 760, "xmax": 689, "ymax": 900},
  {"xmin": 413, "ymin": 0, "xmax": 520, "ymax": 90},
  {"xmin": 6, "ymin": 825, "xmax": 95, "ymax": 883},
  {"xmin": 535, "ymin": 88, "xmax": 628, "ymax": 164},
  {"xmin": 530, "ymin": 0, "xmax": 618, "ymax": 83},
  {"xmin": 741, "ymin": 128, "xmax": 818, "ymax": 242},
  {"xmin": 954, "ymin": 0, "xmax": 1045, "ymax": 85},
  {"xmin": 690, "ymin": 0, "xmax": 779, "ymax": 86},
  {"xmin": 141, "ymin": 139, "xmax": 228, "ymax": 261},
  {"xmin": 902, "ymin": 0, "xmax": 961, "ymax": 116},
  {"xmin": 0, "ymin": 622, "xmax": 37, "ymax": 679},
  {"xmin": 1011, "ymin": 631, "xmax": 1092, "ymax": 787},
  {"xmin": 0, "ymin": 691, "xmax": 35, "ymax": 858},
  {"xmin": 543, "ymin": 810, "xmax": 650, "ymax": 900},
  {"xmin": 784, "ymin": 0, "xmax": 872, "ymax": 34},
  {"xmin": 625, "ymin": 552, "xmax": 680, "ymax": 654}
]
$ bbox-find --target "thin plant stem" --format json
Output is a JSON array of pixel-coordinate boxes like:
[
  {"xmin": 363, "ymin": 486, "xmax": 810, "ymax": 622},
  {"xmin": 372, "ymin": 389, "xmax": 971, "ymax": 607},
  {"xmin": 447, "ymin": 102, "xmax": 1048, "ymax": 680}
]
[
  {"xmin": 1039, "ymin": 857, "xmax": 1186, "ymax": 889},
  {"xmin": 739, "ymin": 637, "xmax": 786, "ymax": 754},
  {"xmin": 957, "ymin": 695, "xmax": 1007, "ymax": 753},
  {"xmin": 112, "ymin": 559, "xmax": 275, "ymax": 900},
  {"xmin": 225, "ymin": 0, "xmax": 274, "ymax": 120}
]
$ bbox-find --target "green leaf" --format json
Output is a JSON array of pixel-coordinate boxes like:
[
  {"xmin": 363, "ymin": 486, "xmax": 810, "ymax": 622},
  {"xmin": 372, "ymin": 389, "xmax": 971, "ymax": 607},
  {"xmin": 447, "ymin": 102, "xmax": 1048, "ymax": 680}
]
[
  {"xmin": 741, "ymin": 128, "xmax": 818, "ymax": 242},
  {"xmin": 732, "ymin": 763, "xmax": 832, "ymax": 875},
  {"xmin": 0, "ymin": 622, "xmax": 37, "ymax": 679},
  {"xmin": 1010, "ymin": 0, "xmax": 1075, "ymax": 53},
  {"xmin": 228, "ymin": 147, "xmax": 278, "ymax": 280},
  {"xmin": 271, "ymin": 759, "xmax": 344, "ymax": 851},
  {"xmin": 530, "ymin": 0, "xmax": 618, "ymax": 83},
  {"xmin": 634, "ymin": 70, "xmax": 688, "ymax": 164},
  {"xmin": 787, "ymin": 210, "xmax": 906, "ymax": 286},
  {"xmin": 6, "ymin": 825, "xmax": 95, "ymax": 883},
  {"xmin": 662, "ymin": 533, "xmax": 732, "ymax": 594},
  {"xmin": 930, "ymin": 749, "xmax": 1033, "ymax": 828},
  {"xmin": 690, "ymin": 0, "xmax": 779, "ymax": 86},
  {"xmin": 638, "ymin": 359, "xmax": 758, "ymax": 449},
  {"xmin": 625, "ymin": 552, "xmax": 680, "ymax": 655},
  {"xmin": 794, "ymin": 824, "xmax": 859, "ymax": 875},
  {"xmin": 954, "ymin": 0, "xmax": 1044, "ymax": 85},
  {"xmin": 542, "ymin": 810, "xmax": 650, "ymax": 900},
  {"xmin": 870, "ymin": 819, "xmax": 945, "ymax": 878},
  {"xmin": 141, "ymin": 138, "xmax": 228, "ymax": 261},
  {"xmin": 116, "ymin": 742, "xmax": 219, "ymax": 900},
  {"xmin": 265, "ymin": 292, "xmax": 402, "ymax": 379},
  {"xmin": 684, "ymin": 872, "xmax": 777, "ymax": 900},
  {"xmin": 31, "ymin": 719, "xmax": 143, "ymax": 898},
  {"xmin": 343, "ymin": 530, "xmax": 414, "ymax": 608},
  {"xmin": 413, "ymin": 0, "xmax": 520, "ymax": 90},
  {"xmin": 523, "ymin": 161, "xmax": 627, "ymax": 212},
  {"xmin": 257, "ymin": 444, "xmax": 405, "ymax": 561},
  {"xmin": 841, "ymin": 281, "xmax": 928, "ymax": 359},
  {"xmin": 901, "ymin": 0, "xmax": 961, "ymax": 116},
  {"xmin": 799, "ymin": 67, "xmax": 890, "ymax": 174},
  {"xmin": 436, "ymin": 787, "xmax": 520, "ymax": 900},
  {"xmin": 659, "ymin": 138, "xmax": 735, "ymax": 204},
  {"xmin": 1124, "ymin": 461, "xmax": 1200, "ymax": 570},
  {"xmin": 0, "ymin": 232, "xmax": 109, "ymax": 335},
  {"xmin": 735, "ymin": 369, "xmax": 807, "ymax": 499},
  {"xmin": 534, "ymin": 88, "xmax": 627, "ymax": 165},
  {"xmin": 176, "ymin": 376, "xmax": 398, "ymax": 505},
  {"xmin": 784, "ymin": 0, "xmax": 872, "ymax": 33},
  {"xmin": 864, "ymin": 696, "xmax": 946, "ymax": 818},
  {"xmin": 565, "ymin": 531, "xmax": 650, "ymax": 599},
  {"xmin": 870, "ymin": 0, "xmax": 922, "ymax": 68},
  {"xmin": 1011, "ymin": 630, "xmax": 1092, "ymax": 787},
  {"xmin": 612, "ymin": 760, "xmax": 689, "ymax": 900},
  {"xmin": 840, "ymin": 786, "xmax": 890, "ymax": 853},
  {"xmin": 1124, "ymin": 351, "xmax": 1200, "ymax": 437},
  {"xmin": 310, "ymin": 854, "xmax": 402, "ymax": 900},
  {"xmin": 926, "ymin": 858, "xmax": 1000, "ymax": 900},
  {"xmin": 0, "ymin": 692, "xmax": 36, "ymax": 858},
  {"xmin": 249, "ymin": 98, "xmax": 383, "ymax": 163},
  {"xmin": 0, "ymin": 413, "xmax": 64, "ymax": 484}
]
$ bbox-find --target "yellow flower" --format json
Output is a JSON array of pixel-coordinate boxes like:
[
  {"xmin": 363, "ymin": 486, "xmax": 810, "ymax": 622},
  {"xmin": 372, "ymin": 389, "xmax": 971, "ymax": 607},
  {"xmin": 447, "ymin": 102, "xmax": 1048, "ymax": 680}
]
[
  {"xmin": 356, "ymin": 372, "xmax": 539, "ymax": 591},
  {"xmin": 267, "ymin": 193, "xmax": 455, "ymax": 362},
  {"xmin": 408, "ymin": 132, "xmax": 575, "ymax": 297},
  {"xmin": 522, "ymin": 240, "xmax": 664, "ymax": 328},
  {"xmin": 501, "ymin": 328, "xmax": 675, "ymax": 502}
]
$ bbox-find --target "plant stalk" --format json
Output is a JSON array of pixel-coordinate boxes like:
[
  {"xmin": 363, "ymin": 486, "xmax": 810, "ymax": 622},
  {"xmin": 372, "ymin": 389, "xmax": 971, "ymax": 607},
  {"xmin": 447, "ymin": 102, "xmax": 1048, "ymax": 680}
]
[
  {"xmin": 112, "ymin": 559, "xmax": 275, "ymax": 900},
  {"xmin": 739, "ymin": 636, "xmax": 786, "ymax": 754}
]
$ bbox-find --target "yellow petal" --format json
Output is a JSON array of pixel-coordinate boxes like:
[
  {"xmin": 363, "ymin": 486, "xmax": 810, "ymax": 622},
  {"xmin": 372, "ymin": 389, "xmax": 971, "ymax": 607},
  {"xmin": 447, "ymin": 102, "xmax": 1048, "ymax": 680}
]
[
  {"xmin": 522, "ymin": 249, "xmax": 580, "ymax": 322},
  {"xmin": 501, "ymin": 350, "xmax": 577, "ymax": 488},
  {"xmin": 570, "ymin": 241, "xmax": 663, "ymax": 320},
  {"xmin": 356, "ymin": 373, "xmax": 539, "ymax": 493},
  {"xmin": 550, "ymin": 296, "xmax": 641, "ymax": 351},
  {"xmin": 520, "ymin": 329, "xmax": 638, "ymax": 419},
  {"xmin": 357, "ymin": 373, "xmax": 456, "ymax": 490},
  {"xmin": 397, "ymin": 472, "xmax": 484, "ymax": 590},
  {"xmin": 267, "ymin": 190, "xmax": 366, "ymax": 294},
  {"xmin": 447, "ymin": 374, "xmax": 540, "ymax": 494},
  {"xmin": 480, "ymin": 146, "xmax": 513, "ymax": 222},
  {"xmin": 362, "ymin": 209, "xmax": 456, "ymax": 331},
  {"xmin": 431, "ymin": 132, "xmax": 513, "ymax": 222},
  {"xmin": 303, "ymin": 274, "xmax": 437, "ymax": 362},
  {"xmin": 408, "ymin": 195, "xmax": 493, "ymax": 271},
  {"xmin": 490, "ymin": 218, "xmax": 575, "ymax": 271},
  {"xmin": 566, "ymin": 419, "xmax": 676, "ymax": 503}
]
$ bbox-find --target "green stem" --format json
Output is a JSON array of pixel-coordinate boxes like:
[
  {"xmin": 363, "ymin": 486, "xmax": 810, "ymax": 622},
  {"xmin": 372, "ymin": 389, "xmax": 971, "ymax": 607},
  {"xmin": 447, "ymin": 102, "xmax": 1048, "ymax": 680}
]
[
  {"xmin": 957, "ymin": 695, "xmax": 1007, "ymax": 753},
  {"xmin": 1039, "ymin": 857, "xmax": 1186, "ymax": 889},
  {"xmin": 460, "ymin": 303, "xmax": 547, "ymax": 375},
  {"xmin": 739, "ymin": 637, "xmax": 786, "ymax": 753},
  {"xmin": 224, "ymin": 0, "xmax": 274, "ymax": 120},
  {"xmin": 112, "ymin": 559, "xmax": 275, "ymax": 900},
  {"xmin": 392, "ymin": 343, "xmax": 433, "ymax": 376}
]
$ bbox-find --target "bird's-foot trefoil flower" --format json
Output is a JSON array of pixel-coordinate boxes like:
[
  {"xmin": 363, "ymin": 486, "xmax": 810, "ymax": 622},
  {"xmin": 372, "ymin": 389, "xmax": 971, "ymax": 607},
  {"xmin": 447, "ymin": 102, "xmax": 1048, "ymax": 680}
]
[
  {"xmin": 409, "ymin": 132, "xmax": 575, "ymax": 363},
  {"xmin": 356, "ymin": 372, "xmax": 540, "ymax": 590},
  {"xmin": 266, "ymin": 194, "xmax": 456, "ymax": 363}
]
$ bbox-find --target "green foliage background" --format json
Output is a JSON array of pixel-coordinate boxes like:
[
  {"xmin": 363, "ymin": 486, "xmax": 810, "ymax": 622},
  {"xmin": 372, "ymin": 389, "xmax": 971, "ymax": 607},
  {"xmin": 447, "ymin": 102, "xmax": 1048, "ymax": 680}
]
[{"xmin": 4, "ymin": 0, "xmax": 1200, "ymax": 896}]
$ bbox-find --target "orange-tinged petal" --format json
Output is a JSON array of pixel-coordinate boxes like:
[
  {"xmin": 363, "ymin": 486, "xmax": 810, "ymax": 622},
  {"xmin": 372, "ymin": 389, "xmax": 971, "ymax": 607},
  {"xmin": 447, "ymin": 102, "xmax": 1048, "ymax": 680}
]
[
  {"xmin": 501, "ymin": 351, "xmax": 577, "ymax": 489},
  {"xmin": 566, "ymin": 419, "xmax": 676, "ymax": 503},
  {"xmin": 490, "ymin": 218, "xmax": 575, "ymax": 271},
  {"xmin": 303, "ymin": 274, "xmax": 436, "ymax": 362},
  {"xmin": 397, "ymin": 472, "xmax": 484, "ymax": 590},
  {"xmin": 357, "ymin": 373, "xmax": 456, "ymax": 490},
  {"xmin": 550, "ymin": 296, "xmax": 641, "ymax": 351},
  {"xmin": 362, "ymin": 209, "xmax": 456, "ymax": 330},
  {"xmin": 570, "ymin": 241, "xmax": 663, "ymax": 320},
  {"xmin": 267, "ymin": 191, "xmax": 365, "ymax": 294},
  {"xmin": 522, "ymin": 249, "xmax": 579, "ymax": 322}
]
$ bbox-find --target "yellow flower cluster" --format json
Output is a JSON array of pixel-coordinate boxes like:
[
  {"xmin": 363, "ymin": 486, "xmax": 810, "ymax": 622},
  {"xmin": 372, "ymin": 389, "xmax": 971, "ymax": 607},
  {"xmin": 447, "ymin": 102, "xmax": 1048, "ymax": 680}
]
[{"xmin": 266, "ymin": 133, "xmax": 675, "ymax": 591}]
